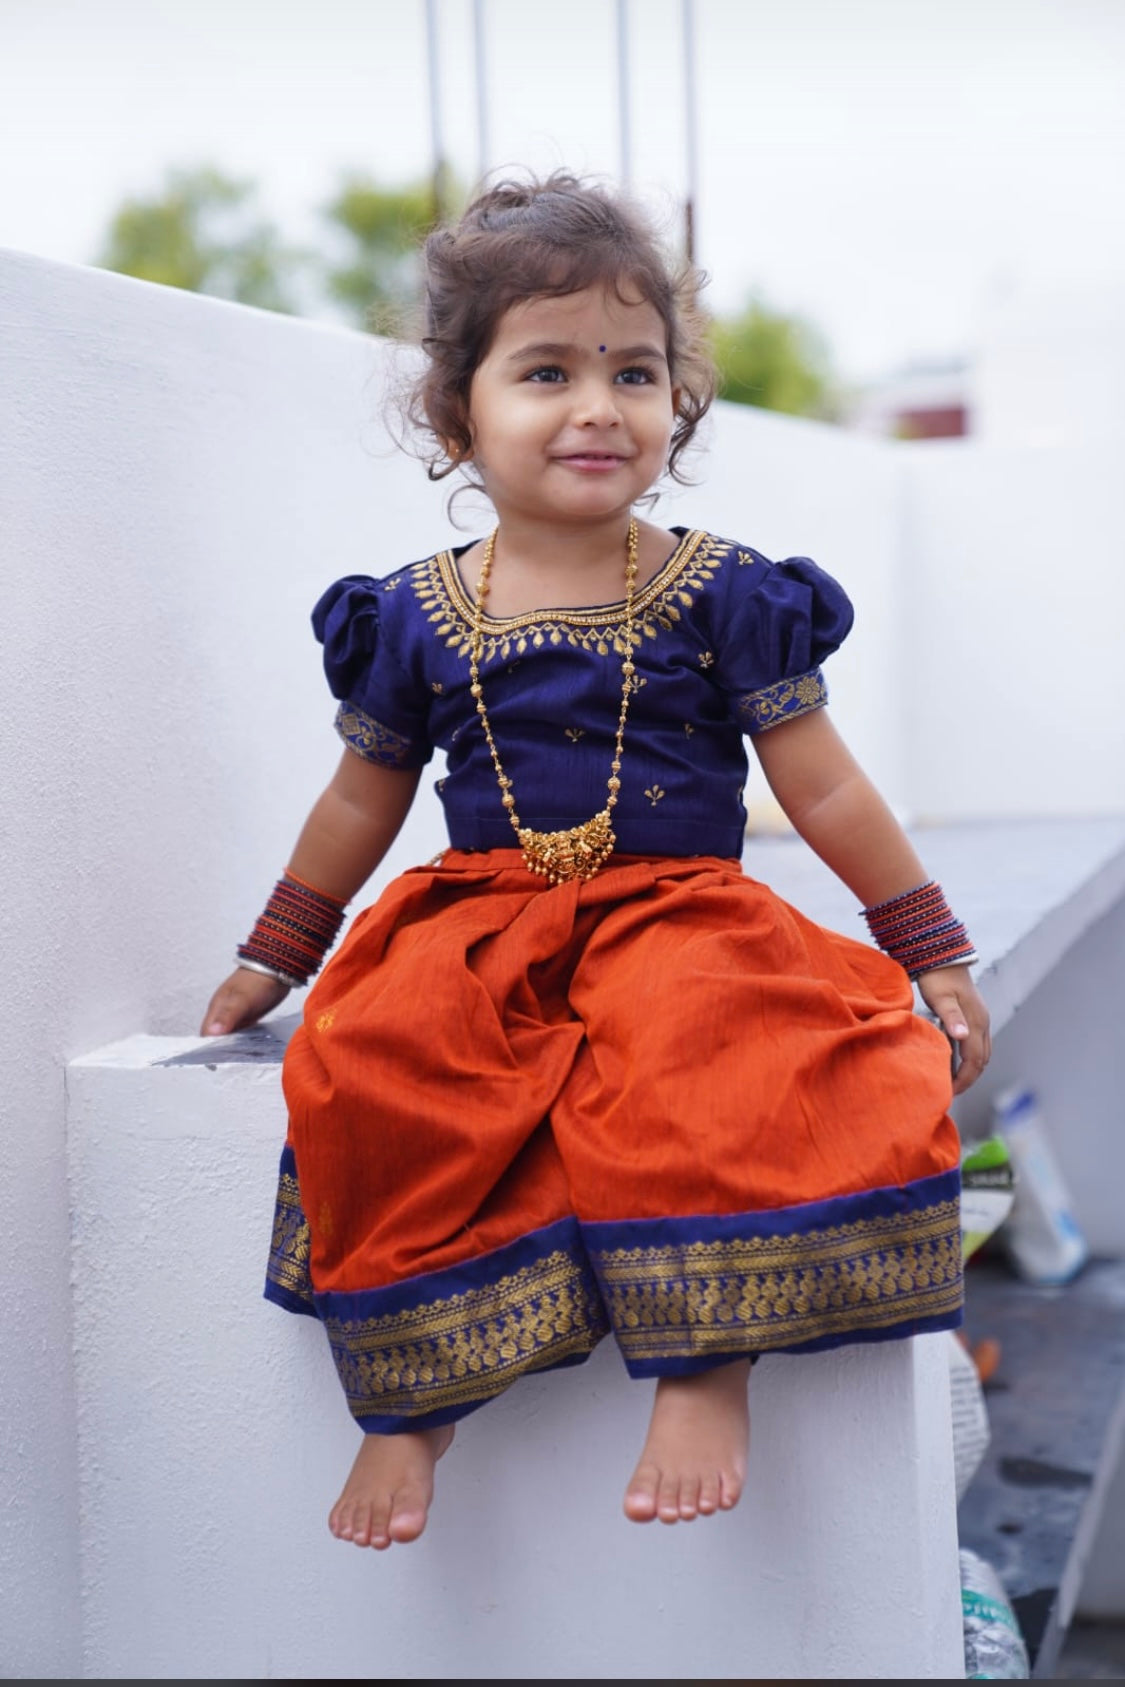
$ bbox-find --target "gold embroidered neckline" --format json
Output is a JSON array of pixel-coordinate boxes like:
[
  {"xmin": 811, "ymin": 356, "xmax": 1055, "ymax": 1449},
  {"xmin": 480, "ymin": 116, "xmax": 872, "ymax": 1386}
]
[
  {"xmin": 438, "ymin": 527, "xmax": 705, "ymax": 633},
  {"xmin": 414, "ymin": 529, "xmax": 729, "ymax": 662}
]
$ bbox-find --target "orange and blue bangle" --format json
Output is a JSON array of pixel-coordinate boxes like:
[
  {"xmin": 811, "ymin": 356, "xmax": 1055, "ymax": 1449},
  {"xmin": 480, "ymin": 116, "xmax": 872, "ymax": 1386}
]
[
  {"xmin": 862, "ymin": 880, "xmax": 978, "ymax": 979},
  {"xmin": 236, "ymin": 869, "xmax": 347, "ymax": 988}
]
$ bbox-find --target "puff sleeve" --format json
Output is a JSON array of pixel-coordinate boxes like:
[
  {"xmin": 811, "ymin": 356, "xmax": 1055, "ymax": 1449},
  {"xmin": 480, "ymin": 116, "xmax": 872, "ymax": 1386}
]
[
  {"xmin": 311, "ymin": 576, "xmax": 433, "ymax": 769},
  {"xmin": 714, "ymin": 555, "xmax": 854, "ymax": 735}
]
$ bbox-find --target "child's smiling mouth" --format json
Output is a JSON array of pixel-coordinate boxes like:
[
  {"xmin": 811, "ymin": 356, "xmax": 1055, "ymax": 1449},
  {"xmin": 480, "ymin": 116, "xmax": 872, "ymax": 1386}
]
[{"xmin": 554, "ymin": 451, "xmax": 629, "ymax": 471}]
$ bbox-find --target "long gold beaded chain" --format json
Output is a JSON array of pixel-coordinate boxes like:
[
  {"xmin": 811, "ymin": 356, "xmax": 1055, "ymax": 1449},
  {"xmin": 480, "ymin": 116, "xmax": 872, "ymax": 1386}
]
[{"xmin": 469, "ymin": 516, "xmax": 639, "ymax": 886}]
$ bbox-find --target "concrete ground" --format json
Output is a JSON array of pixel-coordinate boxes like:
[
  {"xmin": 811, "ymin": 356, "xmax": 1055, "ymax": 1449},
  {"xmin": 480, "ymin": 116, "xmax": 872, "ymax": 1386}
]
[{"xmin": 1057, "ymin": 1619, "xmax": 1125, "ymax": 1679}]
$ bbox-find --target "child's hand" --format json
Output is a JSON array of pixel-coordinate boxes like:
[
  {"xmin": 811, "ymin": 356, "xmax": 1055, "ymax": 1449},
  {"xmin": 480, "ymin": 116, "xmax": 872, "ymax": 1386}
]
[
  {"xmin": 915, "ymin": 964, "xmax": 991, "ymax": 1095},
  {"xmin": 200, "ymin": 968, "xmax": 292, "ymax": 1036}
]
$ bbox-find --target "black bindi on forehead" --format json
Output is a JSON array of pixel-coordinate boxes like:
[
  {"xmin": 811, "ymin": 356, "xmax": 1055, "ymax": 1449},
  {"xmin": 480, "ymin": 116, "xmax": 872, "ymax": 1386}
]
[{"xmin": 598, "ymin": 344, "xmax": 606, "ymax": 353}]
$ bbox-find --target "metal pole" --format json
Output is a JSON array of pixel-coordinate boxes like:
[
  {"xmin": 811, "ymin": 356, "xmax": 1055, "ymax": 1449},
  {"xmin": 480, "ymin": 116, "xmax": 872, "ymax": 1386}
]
[
  {"xmin": 424, "ymin": 0, "xmax": 446, "ymax": 223},
  {"xmin": 472, "ymin": 0, "xmax": 490, "ymax": 187},
  {"xmin": 616, "ymin": 0, "xmax": 632, "ymax": 187},
  {"xmin": 682, "ymin": 0, "xmax": 699, "ymax": 262}
]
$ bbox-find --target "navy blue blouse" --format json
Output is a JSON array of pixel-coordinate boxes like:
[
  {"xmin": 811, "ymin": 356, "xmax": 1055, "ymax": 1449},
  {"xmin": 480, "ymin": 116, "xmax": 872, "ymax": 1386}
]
[{"xmin": 313, "ymin": 528, "xmax": 854, "ymax": 859}]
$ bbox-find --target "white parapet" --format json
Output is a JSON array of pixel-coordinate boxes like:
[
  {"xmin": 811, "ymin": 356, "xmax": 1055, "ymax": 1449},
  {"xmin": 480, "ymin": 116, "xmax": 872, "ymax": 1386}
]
[{"xmin": 66, "ymin": 1030, "xmax": 963, "ymax": 1681}]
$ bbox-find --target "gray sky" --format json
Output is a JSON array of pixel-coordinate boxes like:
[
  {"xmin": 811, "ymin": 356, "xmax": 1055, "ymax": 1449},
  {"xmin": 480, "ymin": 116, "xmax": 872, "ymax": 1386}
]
[{"xmin": 3, "ymin": 0, "xmax": 1124, "ymax": 381}]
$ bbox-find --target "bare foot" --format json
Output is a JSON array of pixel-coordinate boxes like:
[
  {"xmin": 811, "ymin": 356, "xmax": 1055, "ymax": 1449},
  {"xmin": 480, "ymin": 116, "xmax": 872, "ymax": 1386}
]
[
  {"xmin": 624, "ymin": 1359, "xmax": 751, "ymax": 1524},
  {"xmin": 329, "ymin": 1424, "xmax": 454, "ymax": 1548}
]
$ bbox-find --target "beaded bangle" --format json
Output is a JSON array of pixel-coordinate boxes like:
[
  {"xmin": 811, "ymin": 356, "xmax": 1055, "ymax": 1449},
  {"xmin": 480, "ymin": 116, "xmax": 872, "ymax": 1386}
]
[
  {"xmin": 862, "ymin": 880, "xmax": 978, "ymax": 979},
  {"xmin": 236, "ymin": 869, "xmax": 348, "ymax": 988}
]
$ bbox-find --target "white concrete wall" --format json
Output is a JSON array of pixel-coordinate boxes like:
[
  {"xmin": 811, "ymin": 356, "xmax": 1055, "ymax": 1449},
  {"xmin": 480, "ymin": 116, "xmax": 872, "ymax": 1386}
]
[
  {"xmin": 65, "ymin": 1035, "xmax": 965, "ymax": 1682},
  {"xmin": 901, "ymin": 437, "xmax": 1125, "ymax": 821},
  {"xmin": 973, "ymin": 283, "xmax": 1125, "ymax": 451},
  {"xmin": 1, "ymin": 251, "xmax": 460, "ymax": 1679}
]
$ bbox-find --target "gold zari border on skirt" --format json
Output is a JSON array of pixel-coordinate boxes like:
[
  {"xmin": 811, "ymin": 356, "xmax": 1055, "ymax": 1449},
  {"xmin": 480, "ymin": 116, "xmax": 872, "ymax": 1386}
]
[
  {"xmin": 323, "ymin": 1250, "xmax": 609, "ymax": 1421},
  {"xmin": 267, "ymin": 1167, "xmax": 315, "ymax": 1310},
  {"xmin": 591, "ymin": 1200, "xmax": 963, "ymax": 1360}
]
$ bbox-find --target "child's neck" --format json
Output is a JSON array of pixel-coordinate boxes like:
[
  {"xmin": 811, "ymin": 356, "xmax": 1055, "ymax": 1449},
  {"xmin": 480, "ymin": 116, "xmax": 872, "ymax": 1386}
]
[{"xmin": 464, "ymin": 514, "xmax": 677, "ymax": 618}]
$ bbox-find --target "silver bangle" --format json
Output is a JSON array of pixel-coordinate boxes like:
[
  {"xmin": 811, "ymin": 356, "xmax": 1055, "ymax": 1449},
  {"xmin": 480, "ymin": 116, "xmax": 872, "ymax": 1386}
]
[{"xmin": 234, "ymin": 954, "xmax": 303, "ymax": 990}]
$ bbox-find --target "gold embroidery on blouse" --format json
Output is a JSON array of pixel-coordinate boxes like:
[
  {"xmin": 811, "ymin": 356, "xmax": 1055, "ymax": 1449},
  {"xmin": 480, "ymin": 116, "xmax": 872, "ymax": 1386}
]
[
  {"xmin": 315, "ymin": 1010, "xmax": 335, "ymax": 1034},
  {"xmin": 698, "ymin": 651, "xmax": 714, "ymax": 669},
  {"xmin": 645, "ymin": 785, "xmax": 666, "ymax": 806},
  {"xmin": 334, "ymin": 702, "xmax": 415, "ymax": 767},
  {"xmin": 323, "ymin": 1251, "xmax": 608, "ymax": 1421},
  {"xmin": 683, "ymin": 722, "xmax": 694, "ymax": 736},
  {"xmin": 592, "ymin": 1200, "xmax": 962, "ymax": 1360},
  {"xmin": 565, "ymin": 727, "xmax": 586, "ymax": 742},
  {"xmin": 738, "ymin": 670, "xmax": 828, "ymax": 734},
  {"xmin": 413, "ymin": 530, "xmax": 729, "ymax": 661},
  {"xmin": 265, "ymin": 1167, "xmax": 315, "ymax": 1310}
]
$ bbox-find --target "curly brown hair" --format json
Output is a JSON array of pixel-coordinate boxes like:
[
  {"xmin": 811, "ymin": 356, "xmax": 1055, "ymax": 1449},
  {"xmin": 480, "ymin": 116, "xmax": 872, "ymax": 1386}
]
[{"xmin": 408, "ymin": 172, "xmax": 715, "ymax": 486}]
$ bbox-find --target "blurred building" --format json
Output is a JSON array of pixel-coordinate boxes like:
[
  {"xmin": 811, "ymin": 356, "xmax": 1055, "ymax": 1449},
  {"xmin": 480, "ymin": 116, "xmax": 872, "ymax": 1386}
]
[
  {"xmin": 847, "ymin": 280, "xmax": 1125, "ymax": 447},
  {"xmin": 847, "ymin": 358, "xmax": 971, "ymax": 440}
]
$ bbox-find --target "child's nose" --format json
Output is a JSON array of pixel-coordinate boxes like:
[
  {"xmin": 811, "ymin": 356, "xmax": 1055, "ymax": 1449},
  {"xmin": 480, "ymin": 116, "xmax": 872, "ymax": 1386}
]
[{"xmin": 572, "ymin": 377, "xmax": 623, "ymax": 426}]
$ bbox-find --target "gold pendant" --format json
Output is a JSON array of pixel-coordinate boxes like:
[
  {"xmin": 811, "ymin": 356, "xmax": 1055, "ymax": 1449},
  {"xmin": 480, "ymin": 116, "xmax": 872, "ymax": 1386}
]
[{"xmin": 518, "ymin": 810, "xmax": 616, "ymax": 886}]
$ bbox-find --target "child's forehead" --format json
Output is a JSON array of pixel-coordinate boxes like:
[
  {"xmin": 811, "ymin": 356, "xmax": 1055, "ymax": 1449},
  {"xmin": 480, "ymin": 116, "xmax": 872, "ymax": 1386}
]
[{"xmin": 493, "ymin": 285, "xmax": 666, "ymax": 348}]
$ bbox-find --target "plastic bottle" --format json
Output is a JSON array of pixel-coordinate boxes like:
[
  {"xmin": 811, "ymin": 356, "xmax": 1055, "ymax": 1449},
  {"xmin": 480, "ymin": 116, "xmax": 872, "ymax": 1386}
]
[
  {"xmin": 992, "ymin": 1085, "xmax": 1088, "ymax": 1285},
  {"xmin": 960, "ymin": 1548, "xmax": 1030, "ymax": 1678}
]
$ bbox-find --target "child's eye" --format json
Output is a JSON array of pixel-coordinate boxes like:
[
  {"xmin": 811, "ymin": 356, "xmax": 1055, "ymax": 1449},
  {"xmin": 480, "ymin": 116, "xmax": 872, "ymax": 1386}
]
[
  {"xmin": 526, "ymin": 365, "xmax": 566, "ymax": 383},
  {"xmin": 617, "ymin": 366, "xmax": 657, "ymax": 385}
]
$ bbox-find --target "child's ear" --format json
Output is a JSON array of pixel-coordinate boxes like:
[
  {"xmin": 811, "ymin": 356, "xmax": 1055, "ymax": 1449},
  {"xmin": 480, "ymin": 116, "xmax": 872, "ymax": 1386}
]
[{"xmin": 670, "ymin": 384, "xmax": 683, "ymax": 417}]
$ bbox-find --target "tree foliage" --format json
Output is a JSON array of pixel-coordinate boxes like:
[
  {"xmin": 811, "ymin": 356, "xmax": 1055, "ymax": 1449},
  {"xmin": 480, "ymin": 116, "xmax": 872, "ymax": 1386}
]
[
  {"xmin": 320, "ymin": 175, "xmax": 436, "ymax": 330},
  {"xmin": 96, "ymin": 166, "xmax": 304, "ymax": 313},
  {"xmin": 710, "ymin": 298, "xmax": 837, "ymax": 419},
  {"xmin": 95, "ymin": 170, "xmax": 840, "ymax": 415}
]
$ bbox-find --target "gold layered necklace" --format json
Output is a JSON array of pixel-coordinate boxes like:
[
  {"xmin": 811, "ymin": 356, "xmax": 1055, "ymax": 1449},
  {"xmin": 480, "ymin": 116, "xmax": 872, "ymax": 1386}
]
[{"xmin": 469, "ymin": 516, "xmax": 639, "ymax": 886}]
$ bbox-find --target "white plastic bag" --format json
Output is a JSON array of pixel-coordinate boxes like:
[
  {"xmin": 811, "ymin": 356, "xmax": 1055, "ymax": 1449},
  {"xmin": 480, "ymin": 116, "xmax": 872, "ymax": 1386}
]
[{"xmin": 949, "ymin": 1333, "xmax": 991, "ymax": 1502}]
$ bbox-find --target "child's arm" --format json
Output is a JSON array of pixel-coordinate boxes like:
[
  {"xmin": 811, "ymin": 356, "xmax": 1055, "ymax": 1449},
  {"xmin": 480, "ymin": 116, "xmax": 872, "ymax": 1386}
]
[
  {"xmin": 200, "ymin": 751, "xmax": 422, "ymax": 1035},
  {"xmin": 752, "ymin": 708, "xmax": 991, "ymax": 1093}
]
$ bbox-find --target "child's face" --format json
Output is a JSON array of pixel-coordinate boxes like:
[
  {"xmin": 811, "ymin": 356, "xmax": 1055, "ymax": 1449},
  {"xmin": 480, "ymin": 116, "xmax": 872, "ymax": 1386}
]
[{"xmin": 466, "ymin": 285, "xmax": 679, "ymax": 528}]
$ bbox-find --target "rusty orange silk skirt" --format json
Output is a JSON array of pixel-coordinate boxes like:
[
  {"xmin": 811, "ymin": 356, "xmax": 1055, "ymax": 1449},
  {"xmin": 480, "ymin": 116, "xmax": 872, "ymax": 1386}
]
[{"xmin": 266, "ymin": 850, "xmax": 962, "ymax": 1432}]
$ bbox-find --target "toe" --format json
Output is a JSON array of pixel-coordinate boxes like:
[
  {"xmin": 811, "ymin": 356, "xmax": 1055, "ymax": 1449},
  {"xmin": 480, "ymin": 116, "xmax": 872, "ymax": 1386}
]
[
  {"xmin": 656, "ymin": 1470, "xmax": 682, "ymax": 1524},
  {"xmin": 329, "ymin": 1492, "xmax": 361, "ymax": 1540},
  {"xmin": 363, "ymin": 1498, "xmax": 394, "ymax": 1549},
  {"xmin": 697, "ymin": 1472, "xmax": 721, "ymax": 1515},
  {"xmin": 623, "ymin": 1460, "xmax": 661, "ymax": 1522},
  {"xmin": 387, "ymin": 1480, "xmax": 431, "ymax": 1544},
  {"xmin": 678, "ymin": 1473, "xmax": 701, "ymax": 1521},
  {"xmin": 718, "ymin": 1464, "xmax": 745, "ymax": 1511}
]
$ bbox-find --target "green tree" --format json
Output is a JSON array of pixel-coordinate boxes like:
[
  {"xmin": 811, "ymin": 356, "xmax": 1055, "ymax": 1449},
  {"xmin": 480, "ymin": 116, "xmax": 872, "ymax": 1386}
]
[
  {"xmin": 96, "ymin": 166, "xmax": 304, "ymax": 313},
  {"xmin": 710, "ymin": 298, "xmax": 837, "ymax": 419},
  {"xmin": 321, "ymin": 176, "xmax": 438, "ymax": 331}
]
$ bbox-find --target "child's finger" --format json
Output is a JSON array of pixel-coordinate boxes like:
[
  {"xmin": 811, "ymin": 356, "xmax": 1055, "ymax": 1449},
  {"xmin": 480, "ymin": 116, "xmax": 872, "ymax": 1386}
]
[
  {"xmin": 942, "ymin": 995, "xmax": 991, "ymax": 1094},
  {"xmin": 926, "ymin": 989, "xmax": 970, "ymax": 1042},
  {"xmin": 951, "ymin": 1026, "xmax": 989, "ymax": 1093},
  {"xmin": 202, "ymin": 988, "xmax": 243, "ymax": 1036},
  {"xmin": 200, "ymin": 971, "xmax": 288, "ymax": 1036}
]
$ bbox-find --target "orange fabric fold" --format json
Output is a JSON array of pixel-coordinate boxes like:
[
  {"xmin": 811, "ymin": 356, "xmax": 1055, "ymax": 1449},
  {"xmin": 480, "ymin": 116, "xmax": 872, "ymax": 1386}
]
[{"xmin": 281, "ymin": 850, "xmax": 958, "ymax": 1298}]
